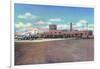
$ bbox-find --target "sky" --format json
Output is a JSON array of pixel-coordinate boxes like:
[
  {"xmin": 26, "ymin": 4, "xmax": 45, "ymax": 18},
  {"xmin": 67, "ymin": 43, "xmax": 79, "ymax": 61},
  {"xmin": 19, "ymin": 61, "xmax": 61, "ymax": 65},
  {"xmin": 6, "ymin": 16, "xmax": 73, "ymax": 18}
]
[{"xmin": 14, "ymin": 3, "xmax": 94, "ymax": 33}]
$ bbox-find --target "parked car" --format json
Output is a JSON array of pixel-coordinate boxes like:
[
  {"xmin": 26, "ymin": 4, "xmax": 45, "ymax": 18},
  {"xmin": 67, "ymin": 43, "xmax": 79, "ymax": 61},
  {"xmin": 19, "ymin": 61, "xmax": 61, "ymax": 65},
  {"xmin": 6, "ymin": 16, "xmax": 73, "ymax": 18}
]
[
  {"xmin": 15, "ymin": 34, "xmax": 40, "ymax": 40},
  {"xmin": 16, "ymin": 35, "xmax": 26, "ymax": 40}
]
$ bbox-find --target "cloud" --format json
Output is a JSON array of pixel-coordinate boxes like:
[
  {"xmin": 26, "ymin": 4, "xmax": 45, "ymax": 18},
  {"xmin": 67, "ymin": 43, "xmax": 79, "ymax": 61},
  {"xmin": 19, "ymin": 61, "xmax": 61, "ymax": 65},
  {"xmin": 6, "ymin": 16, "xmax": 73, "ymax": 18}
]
[
  {"xmin": 79, "ymin": 20, "xmax": 88, "ymax": 24},
  {"xmin": 49, "ymin": 18, "xmax": 62, "ymax": 22},
  {"xmin": 76, "ymin": 20, "xmax": 88, "ymax": 27},
  {"xmin": 15, "ymin": 22, "xmax": 25, "ymax": 28},
  {"xmin": 75, "ymin": 20, "xmax": 94, "ymax": 30},
  {"xmin": 15, "ymin": 21, "xmax": 49, "ymax": 33},
  {"xmin": 47, "ymin": 22, "xmax": 53, "ymax": 25},
  {"xmin": 88, "ymin": 24, "xmax": 94, "ymax": 28},
  {"xmin": 25, "ymin": 22, "xmax": 32, "ymax": 28},
  {"xmin": 57, "ymin": 24, "xmax": 69, "ymax": 30},
  {"xmin": 76, "ymin": 23, "xmax": 83, "ymax": 27},
  {"xmin": 76, "ymin": 20, "xmax": 88, "ymax": 26},
  {"xmin": 15, "ymin": 22, "xmax": 33, "ymax": 31},
  {"xmin": 88, "ymin": 23, "xmax": 94, "ymax": 30},
  {"xmin": 34, "ymin": 20, "xmax": 45, "ymax": 25},
  {"xmin": 17, "ymin": 12, "xmax": 37, "ymax": 19}
]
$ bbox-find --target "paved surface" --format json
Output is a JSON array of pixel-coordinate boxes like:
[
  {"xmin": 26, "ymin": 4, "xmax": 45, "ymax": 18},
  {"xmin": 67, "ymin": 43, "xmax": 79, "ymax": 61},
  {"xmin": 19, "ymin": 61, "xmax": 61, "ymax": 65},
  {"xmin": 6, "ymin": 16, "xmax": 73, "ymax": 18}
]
[
  {"xmin": 15, "ymin": 39, "xmax": 94, "ymax": 65},
  {"xmin": 15, "ymin": 38, "xmax": 66, "ymax": 42}
]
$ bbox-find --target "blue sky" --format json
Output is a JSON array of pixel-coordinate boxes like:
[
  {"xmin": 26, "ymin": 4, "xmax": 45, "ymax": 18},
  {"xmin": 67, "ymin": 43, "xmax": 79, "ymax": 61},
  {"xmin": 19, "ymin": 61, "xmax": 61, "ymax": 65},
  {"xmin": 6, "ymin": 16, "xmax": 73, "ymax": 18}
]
[{"xmin": 14, "ymin": 3, "xmax": 94, "ymax": 32}]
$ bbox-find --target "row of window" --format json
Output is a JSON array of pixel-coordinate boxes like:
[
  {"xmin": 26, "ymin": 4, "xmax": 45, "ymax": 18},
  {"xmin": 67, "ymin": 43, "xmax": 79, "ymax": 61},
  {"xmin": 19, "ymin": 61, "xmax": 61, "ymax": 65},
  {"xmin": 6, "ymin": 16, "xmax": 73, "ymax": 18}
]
[
  {"xmin": 42, "ymin": 33, "xmax": 88, "ymax": 38},
  {"xmin": 42, "ymin": 31, "xmax": 93, "ymax": 38}
]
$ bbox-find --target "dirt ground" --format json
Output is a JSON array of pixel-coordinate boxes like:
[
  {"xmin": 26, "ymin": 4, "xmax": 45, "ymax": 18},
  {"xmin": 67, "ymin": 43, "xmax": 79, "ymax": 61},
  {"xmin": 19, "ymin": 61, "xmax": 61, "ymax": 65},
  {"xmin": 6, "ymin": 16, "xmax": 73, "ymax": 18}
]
[{"xmin": 15, "ymin": 39, "xmax": 94, "ymax": 65}]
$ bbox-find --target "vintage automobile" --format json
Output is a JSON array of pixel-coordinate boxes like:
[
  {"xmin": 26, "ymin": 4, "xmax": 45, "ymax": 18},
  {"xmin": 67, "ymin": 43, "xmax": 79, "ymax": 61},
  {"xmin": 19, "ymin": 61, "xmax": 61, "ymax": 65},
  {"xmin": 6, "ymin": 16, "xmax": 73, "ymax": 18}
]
[{"xmin": 15, "ymin": 34, "xmax": 40, "ymax": 40}]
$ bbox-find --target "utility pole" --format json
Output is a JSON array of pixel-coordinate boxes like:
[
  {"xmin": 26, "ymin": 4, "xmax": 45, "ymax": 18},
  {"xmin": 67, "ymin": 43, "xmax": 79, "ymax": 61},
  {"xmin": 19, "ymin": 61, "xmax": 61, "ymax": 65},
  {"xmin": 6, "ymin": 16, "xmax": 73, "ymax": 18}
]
[{"xmin": 70, "ymin": 22, "xmax": 73, "ymax": 31}]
